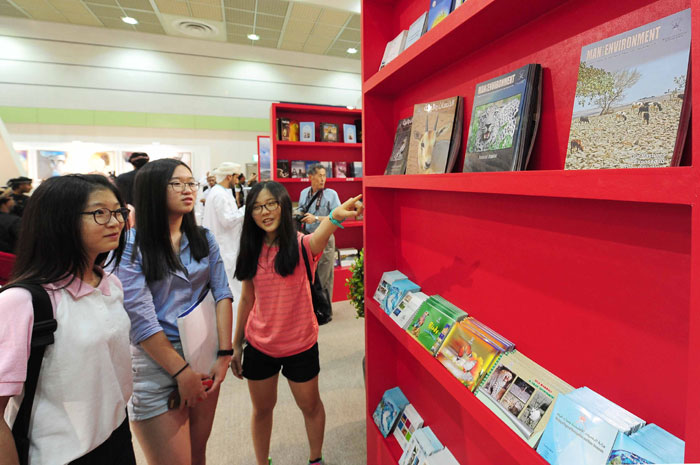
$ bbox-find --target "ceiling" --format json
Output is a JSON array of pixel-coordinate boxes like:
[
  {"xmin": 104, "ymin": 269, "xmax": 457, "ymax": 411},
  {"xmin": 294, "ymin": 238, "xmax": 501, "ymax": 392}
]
[{"xmin": 0, "ymin": 0, "xmax": 361, "ymax": 59}]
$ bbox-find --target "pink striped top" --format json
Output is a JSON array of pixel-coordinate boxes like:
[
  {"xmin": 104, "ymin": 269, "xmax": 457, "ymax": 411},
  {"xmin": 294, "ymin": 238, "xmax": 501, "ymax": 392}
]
[{"xmin": 245, "ymin": 233, "xmax": 322, "ymax": 358}]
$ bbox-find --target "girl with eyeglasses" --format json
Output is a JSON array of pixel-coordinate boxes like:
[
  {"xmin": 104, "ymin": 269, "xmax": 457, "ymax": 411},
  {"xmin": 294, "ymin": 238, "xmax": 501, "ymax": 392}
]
[
  {"xmin": 231, "ymin": 181, "xmax": 363, "ymax": 465},
  {"xmin": 115, "ymin": 159, "xmax": 233, "ymax": 465},
  {"xmin": 0, "ymin": 174, "xmax": 136, "ymax": 464}
]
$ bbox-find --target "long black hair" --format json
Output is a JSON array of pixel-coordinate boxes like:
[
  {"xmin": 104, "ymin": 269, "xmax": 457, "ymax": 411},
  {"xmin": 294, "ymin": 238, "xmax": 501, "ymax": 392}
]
[
  {"xmin": 235, "ymin": 181, "xmax": 299, "ymax": 280},
  {"xmin": 10, "ymin": 174, "xmax": 127, "ymax": 285},
  {"xmin": 133, "ymin": 158, "xmax": 209, "ymax": 282}
]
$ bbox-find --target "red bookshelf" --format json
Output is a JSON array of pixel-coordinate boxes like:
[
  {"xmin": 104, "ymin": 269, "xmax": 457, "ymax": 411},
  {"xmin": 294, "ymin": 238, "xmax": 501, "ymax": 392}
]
[
  {"xmin": 362, "ymin": 0, "xmax": 700, "ymax": 463},
  {"xmin": 270, "ymin": 103, "xmax": 364, "ymax": 302}
]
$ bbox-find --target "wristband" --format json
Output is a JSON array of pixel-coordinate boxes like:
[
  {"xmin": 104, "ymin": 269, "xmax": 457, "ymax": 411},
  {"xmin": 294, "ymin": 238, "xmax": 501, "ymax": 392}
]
[
  {"xmin": 217, "ymin": 349, "xmax": 234, "ymax": 356},
  {"xmin": 329, "ymin": 208, "xmax": 345, "ymax": 229},
  {"xmin": 172, "ymin": 362, "xmax": 189, "ymax": 378}
]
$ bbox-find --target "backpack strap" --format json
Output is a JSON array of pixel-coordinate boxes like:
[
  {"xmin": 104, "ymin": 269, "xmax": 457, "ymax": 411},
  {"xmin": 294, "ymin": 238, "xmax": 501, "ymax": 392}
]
[{"xmin": 0, "ymin": 283, "xmax": 56, "ymax": 465}]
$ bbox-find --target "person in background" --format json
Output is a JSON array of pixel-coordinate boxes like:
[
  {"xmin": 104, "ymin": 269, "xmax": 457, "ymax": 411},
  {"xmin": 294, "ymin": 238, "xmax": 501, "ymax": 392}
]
[
  {"xmin": 248, "ymin": 172, "xmax": 258, "ymax": 187},
  {"xmin": 116, "ymin": 159, "xmax": 233, "ymax": 465},
  {"xmin": 0, "ymin": 187, "xmax": 20, "ymax": 253},
  {"xmin": 195, "ymin": 173, "xmax": 216, "ymax": 225},
  {"xmin": 202, "ymin": 162, "xmax": 245, "ymax": 308},
  {"xmin": 235, "ymin": 174, "xmax": 246, "ymax": 208},
  {"xmin": 0, "ymin": 174, "xmax": 135, "ymax": 464},
  {"xmin": 7, "ymin": 177, "xmax": 32, "ymax": 217},
  {"xmin": 116, "ymin": 152, "xmax": 149, "ymax": 206},
  {"xmin": 231, "ymin": 181, "xmax": 363, "ymax": 465},
  {"xmin": 297, "ymin": 164, "xmax": 341, "ymax": 311}
]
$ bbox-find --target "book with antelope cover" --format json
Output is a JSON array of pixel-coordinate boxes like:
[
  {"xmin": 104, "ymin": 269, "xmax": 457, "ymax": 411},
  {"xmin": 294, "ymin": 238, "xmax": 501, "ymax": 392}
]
[{"xmin": 405, "ymin": 96, "xmax": 463, "ymax": 175}]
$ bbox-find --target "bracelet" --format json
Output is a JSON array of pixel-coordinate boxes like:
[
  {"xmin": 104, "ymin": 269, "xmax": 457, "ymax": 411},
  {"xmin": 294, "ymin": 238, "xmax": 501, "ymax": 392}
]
[
  {"xmin": 172, "ymin": 362, "xmax": 189, "ymax": 378},
  {"xmin": 217, "ymin": 349, "xmax": 234, "ymax": 356},
  {"xmin": 329, "ymin": 208, "xmax": 345, "ymax": 229}
]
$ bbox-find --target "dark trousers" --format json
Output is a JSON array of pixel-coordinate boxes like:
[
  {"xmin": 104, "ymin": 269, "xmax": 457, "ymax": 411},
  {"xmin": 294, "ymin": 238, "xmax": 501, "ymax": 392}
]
[{"xmin": 69, "ymin": 417, "xmax": 136, "ymax": 465}]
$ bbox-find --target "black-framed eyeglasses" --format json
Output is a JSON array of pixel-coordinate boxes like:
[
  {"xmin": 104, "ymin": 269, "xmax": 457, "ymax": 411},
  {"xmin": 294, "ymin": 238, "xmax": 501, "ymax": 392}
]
[
  {"xmin": 168, "ymin": 181, "xmax": 200, "ymax": 192},
  {"xmin": 81, "ymin": 208, "xmax": 130, "ymax": 225},
  {"xmin": 251, "ymin": 200, "xmax": 280, "ymax": 215}
]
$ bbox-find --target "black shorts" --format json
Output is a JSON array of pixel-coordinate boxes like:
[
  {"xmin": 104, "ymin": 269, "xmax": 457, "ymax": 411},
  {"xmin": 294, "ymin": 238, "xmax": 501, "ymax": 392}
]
[{"xmin": 242, "ymin": 342, "xmax": 320, "ymax": 383}]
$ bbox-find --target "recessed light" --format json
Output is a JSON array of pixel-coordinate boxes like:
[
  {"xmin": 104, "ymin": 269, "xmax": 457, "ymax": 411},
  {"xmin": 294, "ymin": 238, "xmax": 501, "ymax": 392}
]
[
  {"xmin": 122, "ymin": 16, "xmax": 138, "ymax": 25},
  {"xmin": 347, "ymin": 47, "xmax": 358, "ymax": 54},
  {"xmin": 248, "ymin": 33, "xmax": 260, "ymax": 41}
]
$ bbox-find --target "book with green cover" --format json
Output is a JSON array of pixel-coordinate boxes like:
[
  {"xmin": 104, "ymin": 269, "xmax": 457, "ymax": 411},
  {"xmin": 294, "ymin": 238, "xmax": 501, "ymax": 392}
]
[{"xmin": 407, "ymin": 296, "xmax": 467, "ymax": 354}]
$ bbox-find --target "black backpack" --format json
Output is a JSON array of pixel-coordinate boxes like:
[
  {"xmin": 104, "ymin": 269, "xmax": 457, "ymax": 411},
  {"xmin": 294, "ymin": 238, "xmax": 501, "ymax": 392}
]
[
  {"xmin": 300, "ymin": 241, "xmax": 332, "ymax": 325},
  {"xmin": 0, "ymin": 283, "xmax": 57, "ymax": 465}
]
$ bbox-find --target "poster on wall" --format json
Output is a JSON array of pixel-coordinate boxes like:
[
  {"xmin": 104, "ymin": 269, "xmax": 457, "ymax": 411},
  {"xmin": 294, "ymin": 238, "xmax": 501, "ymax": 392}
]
[
  {"xmin": 37, "ymin": 150, "xmax": 68, "ymax": 179},
  {"xmin": 174, "ymin": 151, "xmax": 192, "ymax": 167},
  {"xmin": 16, "ymin": 150, "xmax": 28, "ymax": 174},
  {"xmin": 257, "ymin": 135, "xmax": 271, "ymax": 181},
  {"xmin": 88, "ymin": 151, "xmax": 116, "ymax": 175}
]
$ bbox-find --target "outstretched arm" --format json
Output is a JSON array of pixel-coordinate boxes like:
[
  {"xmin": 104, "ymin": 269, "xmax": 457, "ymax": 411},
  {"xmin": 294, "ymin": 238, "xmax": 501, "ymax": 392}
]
[{"xmin": 308, "ymin": 194, "xmax": 363, "ymax": 255}]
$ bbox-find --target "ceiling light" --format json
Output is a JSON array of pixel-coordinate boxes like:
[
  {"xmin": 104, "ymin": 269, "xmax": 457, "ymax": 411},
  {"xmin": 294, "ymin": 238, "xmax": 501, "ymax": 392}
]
[
  {"xmin": 247, "ymin": 33, "xmax": 260, "ymax": 41},
  {"xmin": 347, "ymin": 47, "xmax": 358, "ymax": 54},
  {"xmin": 122, "ymin": 16, "xmax": 138, "ymax": 25},
  {"xmin": 346, "ymin": 106, "xmax": 355, "ymax": 110}
]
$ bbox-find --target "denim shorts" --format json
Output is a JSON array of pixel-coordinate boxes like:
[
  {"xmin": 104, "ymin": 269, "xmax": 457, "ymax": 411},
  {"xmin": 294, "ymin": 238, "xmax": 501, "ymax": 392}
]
[{"xmin": 128, "ymin": 342, "xmax": 182, "ymax": 421}]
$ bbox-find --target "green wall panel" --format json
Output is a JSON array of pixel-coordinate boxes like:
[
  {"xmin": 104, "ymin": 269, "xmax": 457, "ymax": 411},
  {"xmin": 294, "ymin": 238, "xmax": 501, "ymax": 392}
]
[
  {"xmin": 37, "ymin": 108, "xmax": 94, "ymax": 125},
  {"xmin": 94, "ymin": 111, "xmax": 148, "ymax": 127},
  {"xmin": 0, "ymin": 107, "xmax": 38, "ymax": 124}
]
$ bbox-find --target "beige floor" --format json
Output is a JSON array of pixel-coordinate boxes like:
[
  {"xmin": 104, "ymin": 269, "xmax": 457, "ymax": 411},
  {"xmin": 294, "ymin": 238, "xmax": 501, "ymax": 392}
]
[{"xmin": 133, "ymin": 301, "xmax": 367, "ymax": 465}]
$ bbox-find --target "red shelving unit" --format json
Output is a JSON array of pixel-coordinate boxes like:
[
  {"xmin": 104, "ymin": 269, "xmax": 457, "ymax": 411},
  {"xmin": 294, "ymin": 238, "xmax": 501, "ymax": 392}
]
[
  {"xmin": 270, "ymin": 103, "xmax": 364, "ymax": 302},
  {"xmin": 362, "ymin": 0, "xmax": 700, "ymax": 463}
]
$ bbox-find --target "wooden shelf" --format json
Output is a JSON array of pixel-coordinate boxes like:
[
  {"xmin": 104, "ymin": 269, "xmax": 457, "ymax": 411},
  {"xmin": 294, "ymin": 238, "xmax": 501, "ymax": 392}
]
[
  {"xmin": 276, "ymin": 177, "xmax": 363, "ymax": 183},
  {"xmin": 276, "ymin": 141, "xmax": 361, "ymax": 149}
]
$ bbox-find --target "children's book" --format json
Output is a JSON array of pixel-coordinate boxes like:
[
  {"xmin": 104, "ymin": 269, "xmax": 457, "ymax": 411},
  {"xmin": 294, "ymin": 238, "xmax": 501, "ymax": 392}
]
[
  {"xmin": 390, "ymin": 291, "xmax": 429, "ymax": 329},
  {"xmin": 426, "ymin": 0, "xmax": 453, "ymax": 32},
  {"xmin": 464, "ymin": 64, "xmax": 543, "ymax": 172},
  {"xmin": 406, "ymin": 96, "xmax": 463, "ymax": 174},
  {"xmin": 380, "ymin": 30, "xmax": 408, "ymax": 69},
  {"xmin": 374, "ymin": 270, "xmax": 408, "ymax": 305},
  {"xmin": 404, "ymin": 12, "xmax": 428, "ymax": 50},
  {"xmin": 565, "ymin": 9, "xmax": 691, "ymax": 169},
  {"xmin": 343, "ymin": 124, "xmax": 357, "ymax": 143},
  {"xmin": 393, "ymin": 403, "xmax": 425, "ymax": 450},
  {"xmin": 321, "ymin": 123, "xmax": 339, "ymax": 142},
  {"xmin": 334, "ymin": 161, "xmax": 348, "ymax": 178},
  {"xmin": 407, "ymin": 296, "xmax": 467, "ymax": 354},
  {"xmin": 382, "ymin": 278, "xmax": 421, "ymax": 315},
  {"xmin": 476, "ymin": 350, "xmax": 574, "ymax": 448},
  {"xmin": 350, "ymin": 161, "xmax": 363, "ymax": 178},
  {"xmin": 385, "ymin": 117, "xmax": 413, "ymax": 175},
  {"xmin": 399, "ymin": 427, "xmax": 444, "ymax": 465},
  {"xmin": 372, "ymin": 386, "xmax": 410, "ymax": 437},
  {"xmin": 291, "ymin": 160, "xmax": 306, "ymax": 178},
  {"xmin": 276, "ymin": 160, "xmax": 290, "ymax": 178},
  {"xmin": 300, "ymin": 121, "xmax": 315, "ymax": 142}
]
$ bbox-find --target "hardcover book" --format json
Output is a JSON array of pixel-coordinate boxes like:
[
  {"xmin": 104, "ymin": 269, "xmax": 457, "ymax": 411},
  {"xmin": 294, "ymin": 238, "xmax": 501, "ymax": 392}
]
[
  {"xmin": 372, "ymin": 387, "xmax": 410, "ymax": 438},
  {"xmin": 399, "ymin": 427, "xmax": 444, "ymax": 465},
  {"xmin": 617, "ymin": 423, "xmax": 685, "ymax": 464},
  {"xmin": 385, "ymin": 117, "xmax": 413, "ymax": 175},
  {"xmin": 276, "ymin": 159, "xmax": 290, "ymax": 178},
  {"xmin": 305, "ymin": 160, "xmax": 320, "ymax": 175},
  {"xmin": 464, "ymin": 64, "xmax": 543, "ymax": 172},
  {"xmin": 404, "ymin": 12, "xmax": 428, "ymax": 50},
  {"xmin": 406, "ymin": 96, "xmax": 463, "ymax": 174},
  {"xmin": 288, "ymin": 120, "xmax": 299, "ymax": 141},
  {"xmin": 374, "ymin": 270, "xmax": 408, "ymax": 305},
  {"xmin": 354, "ymin": 118, "xmax": 362, "ymax": 142},
  {"xmin": 426, "ymin": 0, "xmax": 453, "ymax": 32},
  {"xmin": 279, "ymin": 118, "xmax": 291, "ymax": 141},
  {"xmin": 407, "ymin": 296, "xmax": 467, "ymax": 354},
  {"xmin": 321, "ymin": 123, "xmax": 339, "ymax": 142},
  {"xmin": 290, "ymin": 160, "xmax": 306, "ymax": 178},
  {"xmin": 476, "ymin": 351, "xmax": 574, "ymax": 448},
  {"xmin": 350, "ymin": 161, "xmax": 363, "ymax": 178},
  {"xmin": 393, "ymin": 403, "xmax": 425, "ymax": 450},
  {"xmin": 380, "ymin": 30, "xmax": 408, "ymax": 69},
  {"xmin": 390, "ymin": 291, "xmax": 429, "ymax": 329},
  {"xmin": 300, "ymin": 121, "xmax": 315, "ymax": 142},
  {"xmin": 343, "ymin": 124, "xmax": 357, "ymax": 143},
  {"xmin": 565, "ymin": 9, "xmax": 691, "ymax": 169},
  {"xmin": 382, "ymin": 278, "xmax": 421, "ymax": 315},
  {"xmin": 334, "ymin": 161, "xmax": 348, "ymax": 178}
]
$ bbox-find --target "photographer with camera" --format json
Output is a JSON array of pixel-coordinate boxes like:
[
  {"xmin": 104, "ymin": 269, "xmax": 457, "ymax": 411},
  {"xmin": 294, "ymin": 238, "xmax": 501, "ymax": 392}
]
[{"xmin": 295, "ymin": 164, "xmax": 340, "ymax": 313}]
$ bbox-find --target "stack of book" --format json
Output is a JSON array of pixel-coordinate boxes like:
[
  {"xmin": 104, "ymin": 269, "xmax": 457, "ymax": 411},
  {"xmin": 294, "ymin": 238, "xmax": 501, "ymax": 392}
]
[
  {"xmin": 336, "ymin": 247, "xmax": 359, "ymax": 267},
  {"xmin": 407, "ymin": 295, "xmax": 468, "ymax": 355}
]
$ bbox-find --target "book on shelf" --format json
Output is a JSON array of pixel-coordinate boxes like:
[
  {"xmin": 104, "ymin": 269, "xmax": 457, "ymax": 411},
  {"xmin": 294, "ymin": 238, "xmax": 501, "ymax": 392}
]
[
  {"xmin": 354, "ymin": 118, "xmax": 362, "ymax": 143},
  {"xmin": 406, "ymin": 96, "xmax": 463, "ymax": 175},
  {"xmin": 288, "ymin": 120, "xmax": 299, "ymax": 141},
  {"xmin": 337, "ymin": 247, "xmax": 359, "ymax": 267},
  {"xmin": 320, "ymin": 161, "xmax": 333, "ymax": 175},
  {"xmin": 276, "ymin": 160, "xmax": 290, "ymax": 179},
  {"xmin": 407, "ymin": 296, "xmax": 467, "ymax": 354},
  {"xmin": 278, "ymin": 118, "xmax": 291, "ymax": 141},
  {"xmin": 425, "ymin": 448, "xmax": 459, "ymax": 465},
  {"xmin": 382, "ymin": 278, "xmax": 421, "ymax": 315},
  {"xmin": 300, "ymin": 121, "xmax": 315, "ymax": 142},
  {"xmin": 291, "ymin": 160, "xmax": 306, "ymax": 178},
  {"xmin": 334, "ymin": 161, "xmax": 348, "ymax": 178},
  {"xmin": 350, "ymin": 161, "xmax": 363, "ymax": 178},
  {"xmin": 404, "ymin": 12, "xmax": 428, "ymax": 50},
  {"xmin": 426, "ymin": 0, "xmax": 453, "ymax": 33},
  {"xmin": 304, "ymin": 160, "xmax": 319, "ymax": 175},
  {"xmin": 343, "ymin": 123, "xmax": 357, "ymax": 143},
  {"xmin": 453, "ymin": 0, "xmax": 466, "ymax": 8},
  {"xmin": 372, "ymin": 386, "xmax": 409, "ymax": 438},
  {"xmin": 385, "ymin": 117, "xmax": 413, "ymax": 175},
  {"xmin": 475, "ymin": 350, "xmax": 574, "ymax": 448},
  {"xmin": 398, "ymin": 426, "xmax": 443, "ymax": 465},
  {"xmin": 393, "ymin": 403, "xmax": 425, "ymax": 450},
  {"xmin": 564, "ymin": 9, "xmax": 691, "ymax": 170},
  {"xmin": 609, "ymin": 423, "xmax": 684, "ymax": 465},
  {"xmin": 374, "ymin": 270, "xmax": 408, "ymax": 305},
  {"xmin": 320, "ymin": 123, "xmax": 339, "ymax": 142},
  {"xmin": 463, "ymin": 63, "xmax": 543, "ymax": 172},
  {"xmin": 390, "ymin": 291, "xmax": 429, "ymax": 329},
  {"xmin": 380, "ymin": 30, "xmax": 408, "ymax": 69}
]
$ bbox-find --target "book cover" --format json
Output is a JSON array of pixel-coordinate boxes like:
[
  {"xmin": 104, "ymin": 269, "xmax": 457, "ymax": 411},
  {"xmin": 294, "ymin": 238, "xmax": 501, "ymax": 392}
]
[
  {"xmin": 425, "ymin": 448, "xmax": 459, "ymax": 465},
  {"xmin": 391, "ymin": 291, "xmax": 429, "ymax": 330},
  {"xmin": 436, "ymin": 320, "xmax": 504, "ymax": 390},
  {"xmin": 406, "ymin": 96, "xmax": 462, "ymax": 174},
  {"xmin": 385, "ymin": 117, "xmax": 413, "ymax": 175},
  {"xmin": 300, "ymin": 121, "xmax": 315, "ymax": 142},
  {"xmin": 351, "ymin": 161, "xmax": 363, "ymax": 178},
  {"xmin": 464, "ymin": 64, "xmax": 543, "ymax": 172},
  {"xmin": 320, "ymin": 161, "xmax": 333, "ymax": 175},
  {"xmin": 476, "ymin": 351, "xmax": 574, "ymax": 448},
  {"xmin": 407, "ymin": 296, "xmax": 467, "ymax": 354},
  {"xmin": 426, "ymin": 0, "xmax": 453, "ymax": 32},
  {"xmin": 276, "ymin": 160, "xmax": 290, "ymax": 179},
  {"xmin": 372, "ymin": 386, "xmax": 410, "ymax": 438},
  {"xmin": 374, "ymin": 270, "xmax": 408, "ymax": 305},
  {"xmin": 380, "ymin": 30, "xmax": 408, "ymax": 68},
  {"xmin": 334, "ymin": 161, "xmax": 348, "ymax": 178},
  {"xmin": 393, "ymin": 403, "xmax": 425, "ymax": 450},
  {"xmin": 343, "ymin": 124, "xmax": 357, "ymax": 143},
  {"xmin": 404, "ymin": 12, "xmax": 428, "ymax": 50},
  {"xmin": 305, "ymin": 160, "xmax": 319, "ymax": 175},
  {"xmin": 626, "ymin": 423, "xmax": 685, "ymax": 464},
  {"xmin": 291, "ymin": 160, "xmax": 306, "ymax": 178},
  {"xmin": 565, "ymin": 9, "xmax": 691, "ymax": 169},
  {"xmin": 280, "ymin": 118, "xmax": 291, "ymax": 141},
  {"xmin": 354, "ymin": 118, "xmax": 362, "ymax": 142},
  {"xmin": 607, "ymin": 432, "xmax": 664, "ymax": 465},
  {"xmin": 321, "ymin": 123, "xmax": 339, "ymax": 142},
  {"xmin": 382, "ymin": 278, "xmax": 421, "ymax": 315},
  {"xmin": 399, "ymin": 427, "xmax": 444, "ymax": 465},
  {"xmin": 289, "ymin": 120, "xmax": 299, "ymax": 141}
]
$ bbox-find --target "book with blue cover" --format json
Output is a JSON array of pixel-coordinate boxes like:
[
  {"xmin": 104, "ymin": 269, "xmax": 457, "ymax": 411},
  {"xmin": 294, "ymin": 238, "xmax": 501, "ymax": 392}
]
[
  {"xmin": 383, "ymin": 278, "xmax": 421, "ymax": 315},
  {"xmin": 372, "ymin": 386, "xmax": 410, "ymax": 438},
  {"xmin": 343, "ymin": 124, "xmax": 357, "ymax": 143},
  {"xmin": 399, "ymin": 426, "xmax": 444, "ymax": 465},
  {"xmin": 607, "ymin": 432, "xmax": 664, "ymax": 465},
  {"xmin": 305, "ymin": 160, "xmax": 320, "ymax": 175},
  {"xmin": 374, "ymin": 270, "xmax": 408, "ymax": 305},
  {"xmin": 624, "ymin": 423, "xmax": 685, "ymax": 464},
  {"xmin": 300, "ymin": 122, "xmax": 315, "ymax": 142},
  {"xmin": 426, "ymin": 0, "xmax": 453, "ymax": 32}
]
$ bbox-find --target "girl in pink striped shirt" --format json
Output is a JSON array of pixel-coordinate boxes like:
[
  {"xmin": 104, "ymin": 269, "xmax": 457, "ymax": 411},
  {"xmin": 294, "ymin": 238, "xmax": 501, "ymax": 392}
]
[{"xmin": 231, "ymin": 181, "xmax": 362, "ymax": 465}]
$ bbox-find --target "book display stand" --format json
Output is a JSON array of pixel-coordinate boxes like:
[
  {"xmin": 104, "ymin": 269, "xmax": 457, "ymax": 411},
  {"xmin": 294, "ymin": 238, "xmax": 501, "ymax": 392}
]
[
  {"xmin": 270, "ymin": 103, "xmax": 363, "ymax": 302},
  {"xmin": 362, "ymin": 0, "xmax": 699, "ymax": 463}
]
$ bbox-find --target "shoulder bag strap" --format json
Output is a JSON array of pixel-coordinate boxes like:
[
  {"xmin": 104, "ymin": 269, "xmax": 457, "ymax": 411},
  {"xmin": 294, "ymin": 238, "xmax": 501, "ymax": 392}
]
[
  {"xmin": 300, "ymin": 239, "xmax": 313, "ymax": 285},
  {"xmin": 302, "ymin": 189, "xmax": 323, "ymax": 213},
  {"xmin": 0, "ymin": 283, "xmax": 56, "ymax": 465}
]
